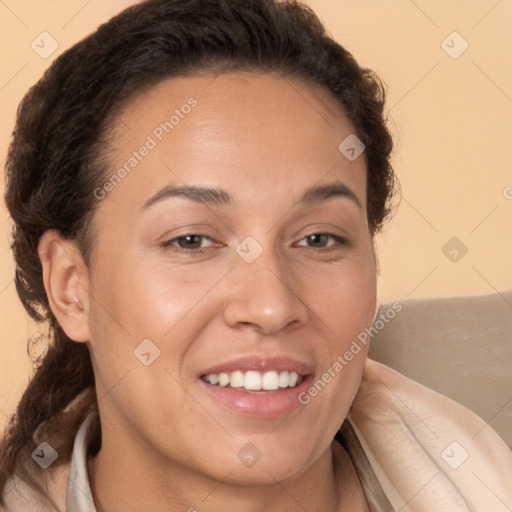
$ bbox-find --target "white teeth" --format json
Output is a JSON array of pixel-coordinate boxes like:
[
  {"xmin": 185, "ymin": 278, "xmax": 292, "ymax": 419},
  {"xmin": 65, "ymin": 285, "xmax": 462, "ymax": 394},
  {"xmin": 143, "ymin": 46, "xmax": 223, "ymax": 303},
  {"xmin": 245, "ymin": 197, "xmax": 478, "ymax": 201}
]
[
  {"xmin": 261, "ymin": 371, "xmax": 279, "ymax": 390},
  {"xmin": 229, "ymin": 371, "xmax": 244, "ymax": 388},
  {"xmin": 218, "ymin": 373, "xmax": 229, "ymax": 387},
  {"xmin": 203, "ymin": 370, "xmax": 302, "ymax": 391},
  {"xmin": 244, "ymin": 371, "xmax": 261, "ymax": 390}
]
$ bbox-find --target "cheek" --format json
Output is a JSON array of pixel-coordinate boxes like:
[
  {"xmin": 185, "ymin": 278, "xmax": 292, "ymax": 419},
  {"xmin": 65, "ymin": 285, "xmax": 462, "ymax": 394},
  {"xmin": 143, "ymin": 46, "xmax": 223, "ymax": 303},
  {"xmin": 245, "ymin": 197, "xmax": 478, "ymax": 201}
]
[
  {"xmin": 305, "ymin": 247, "xmax": 376, "ymax": 399},
  {"xmin": 89, "ymin": 257, "xmax": 192, "ymax": 335},
  {"xmin": 294, "ymin": 256, "xmax": 376, "ymax": 450},
  {"xmin": 86, "ymin": 258, "xmax": 224, "ymax": 370},
  {"xmin": 309, "ymin": 253, "xmax": 377, "ymax": 342}
]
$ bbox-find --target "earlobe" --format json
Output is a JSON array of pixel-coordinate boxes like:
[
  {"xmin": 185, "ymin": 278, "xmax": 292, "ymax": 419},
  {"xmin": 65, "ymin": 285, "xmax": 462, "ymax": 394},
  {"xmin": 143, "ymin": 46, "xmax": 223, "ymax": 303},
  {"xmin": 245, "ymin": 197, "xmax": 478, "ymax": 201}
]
[{"xmin": 38, "ymin": 229, "xmax": 91, "ymax": 342}]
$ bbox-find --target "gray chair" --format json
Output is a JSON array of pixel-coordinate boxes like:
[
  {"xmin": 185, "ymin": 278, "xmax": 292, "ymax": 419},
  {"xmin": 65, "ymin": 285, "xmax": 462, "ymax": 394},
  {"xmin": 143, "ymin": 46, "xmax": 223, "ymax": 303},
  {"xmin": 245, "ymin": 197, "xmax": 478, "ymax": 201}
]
[{"xmin": 369, "ymin": 291, "xmax": 512, "ymax": 448}]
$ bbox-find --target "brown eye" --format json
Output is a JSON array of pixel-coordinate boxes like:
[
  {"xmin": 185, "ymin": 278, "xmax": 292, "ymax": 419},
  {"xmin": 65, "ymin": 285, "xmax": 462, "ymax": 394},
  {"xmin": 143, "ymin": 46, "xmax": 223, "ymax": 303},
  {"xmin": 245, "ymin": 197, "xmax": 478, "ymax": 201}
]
[
  {"xmin": 175, "ymin": 235, "xmax": 204, "ymax": 249},
  {"xmin": 162, "ymin": 234, "xmax": 214, "ymax": 252},
  {"xmin": 296, "ymin": 233, "xmax": 348, "ymax": 250},
  {"xmin": 306, "ymin": 234, "xmax": 329, "ymax": 247}
]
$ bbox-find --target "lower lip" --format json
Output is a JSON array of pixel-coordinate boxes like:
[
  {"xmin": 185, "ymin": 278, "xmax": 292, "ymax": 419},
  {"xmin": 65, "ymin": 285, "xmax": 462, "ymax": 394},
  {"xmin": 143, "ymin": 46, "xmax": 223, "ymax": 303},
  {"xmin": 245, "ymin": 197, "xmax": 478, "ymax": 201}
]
[{"xmin": 199, "ymin": 375, "xmax": 314, "ymax": 418}]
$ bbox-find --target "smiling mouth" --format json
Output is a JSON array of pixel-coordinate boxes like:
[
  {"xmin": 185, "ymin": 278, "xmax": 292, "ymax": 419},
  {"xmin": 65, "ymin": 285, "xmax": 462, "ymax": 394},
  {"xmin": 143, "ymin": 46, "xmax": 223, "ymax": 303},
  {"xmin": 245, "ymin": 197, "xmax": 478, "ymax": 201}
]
[{"xmin": 201, "ymin": 370, "xmax": 305, "ymax": 393}]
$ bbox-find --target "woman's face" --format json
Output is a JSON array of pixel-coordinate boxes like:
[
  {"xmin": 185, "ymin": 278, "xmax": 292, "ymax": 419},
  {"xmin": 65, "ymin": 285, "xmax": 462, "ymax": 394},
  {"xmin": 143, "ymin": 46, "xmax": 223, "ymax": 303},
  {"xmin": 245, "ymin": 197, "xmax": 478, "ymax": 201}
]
[{"xmin": 83, "ymin": 72, "xmax": 377, "ymax": 486}]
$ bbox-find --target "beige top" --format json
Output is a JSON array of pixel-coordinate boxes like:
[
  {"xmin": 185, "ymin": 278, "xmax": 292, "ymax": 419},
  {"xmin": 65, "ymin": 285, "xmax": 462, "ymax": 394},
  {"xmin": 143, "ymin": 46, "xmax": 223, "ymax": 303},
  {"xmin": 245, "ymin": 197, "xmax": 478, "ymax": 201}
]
[{"xmin": 2, "ymin": 358, "xmax": 511, "ymax": 511}]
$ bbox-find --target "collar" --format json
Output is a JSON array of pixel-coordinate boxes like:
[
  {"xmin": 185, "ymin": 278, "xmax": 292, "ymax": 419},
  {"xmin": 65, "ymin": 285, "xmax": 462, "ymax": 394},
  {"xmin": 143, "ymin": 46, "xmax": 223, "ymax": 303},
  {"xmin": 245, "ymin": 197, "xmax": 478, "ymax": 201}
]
[{"xmin": 66, "ymin": 410, "xmax": 98, "ymax": 511}]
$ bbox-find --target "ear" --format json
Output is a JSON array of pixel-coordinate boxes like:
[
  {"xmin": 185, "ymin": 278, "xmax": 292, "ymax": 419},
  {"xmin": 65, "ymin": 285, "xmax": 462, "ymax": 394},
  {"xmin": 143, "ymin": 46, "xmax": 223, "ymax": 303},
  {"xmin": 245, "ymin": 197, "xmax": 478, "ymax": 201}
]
[
  {"xmin": 38, "ymin": 229, "xmax": 91, "ymax": 342},
  {"xmin": 370, "ymin": 239, "xmax": 380, "ymax": 276},
  {"xmin": 370, "ymin": 239, "xmax": 380, "ymax": 324}
]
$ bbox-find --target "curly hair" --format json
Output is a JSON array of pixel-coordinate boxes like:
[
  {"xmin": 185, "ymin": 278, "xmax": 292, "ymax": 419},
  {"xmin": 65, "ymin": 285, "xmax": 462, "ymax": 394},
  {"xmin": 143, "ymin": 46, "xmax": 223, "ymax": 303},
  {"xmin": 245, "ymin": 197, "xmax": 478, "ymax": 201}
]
[{"xmin": 0, "ymin": 0, "xmax": 396, "ymax": 508}]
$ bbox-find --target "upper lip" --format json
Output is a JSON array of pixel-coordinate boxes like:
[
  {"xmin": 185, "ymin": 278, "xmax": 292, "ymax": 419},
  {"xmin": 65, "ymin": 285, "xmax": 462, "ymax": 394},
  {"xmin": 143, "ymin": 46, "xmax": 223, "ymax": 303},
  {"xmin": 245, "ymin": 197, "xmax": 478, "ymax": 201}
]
[{"xmin": 199, "ymin": 355, "xmax": 314, "ymax": 377}]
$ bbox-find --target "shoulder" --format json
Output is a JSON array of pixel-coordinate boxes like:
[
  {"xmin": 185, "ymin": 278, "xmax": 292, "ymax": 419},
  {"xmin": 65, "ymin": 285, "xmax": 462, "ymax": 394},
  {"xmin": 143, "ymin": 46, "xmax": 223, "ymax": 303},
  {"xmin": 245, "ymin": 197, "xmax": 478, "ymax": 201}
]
[
  {"xmin": 347, "ymin": 358, "xmax": 512, "ymax": 511},
  {"xmin": 1, "ymin": 455, "xmax": 70, "ymax": 512},
  {"xmin": 1, "ymin": 391, "xmax": 98, "ymax": 512}
]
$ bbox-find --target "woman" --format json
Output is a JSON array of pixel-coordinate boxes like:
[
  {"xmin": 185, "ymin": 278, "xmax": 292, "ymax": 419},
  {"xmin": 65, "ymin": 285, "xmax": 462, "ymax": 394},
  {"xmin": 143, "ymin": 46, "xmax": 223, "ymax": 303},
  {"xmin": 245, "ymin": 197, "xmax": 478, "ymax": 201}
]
[{"xmin": 0, "ymin": 0, "xmax": 510, "ymax": 510}]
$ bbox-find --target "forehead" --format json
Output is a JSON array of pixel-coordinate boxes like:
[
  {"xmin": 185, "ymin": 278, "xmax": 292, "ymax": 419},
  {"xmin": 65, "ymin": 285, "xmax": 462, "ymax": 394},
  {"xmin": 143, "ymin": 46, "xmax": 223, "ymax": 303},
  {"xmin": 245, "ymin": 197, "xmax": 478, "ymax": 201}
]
[{"xmin": 99, "ymin": 71, "xmax": 367, "ymax": 215}]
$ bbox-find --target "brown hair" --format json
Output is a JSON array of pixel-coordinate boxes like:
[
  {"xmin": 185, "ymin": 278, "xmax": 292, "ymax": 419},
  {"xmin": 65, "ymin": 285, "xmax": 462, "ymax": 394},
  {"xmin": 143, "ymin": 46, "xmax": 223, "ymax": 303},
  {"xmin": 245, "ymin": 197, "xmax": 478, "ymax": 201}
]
[{"xmin": 0, "ymin": 0, "xmax": 396, "ymax": 507}]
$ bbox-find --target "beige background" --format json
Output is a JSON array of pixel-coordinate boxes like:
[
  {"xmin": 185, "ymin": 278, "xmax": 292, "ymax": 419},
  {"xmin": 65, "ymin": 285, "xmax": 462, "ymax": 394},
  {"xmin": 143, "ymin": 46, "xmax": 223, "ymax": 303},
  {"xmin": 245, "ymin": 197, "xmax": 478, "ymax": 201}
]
[{"xmin": 1, "ymin": 0, "xmax": 511, "ymax": 428}]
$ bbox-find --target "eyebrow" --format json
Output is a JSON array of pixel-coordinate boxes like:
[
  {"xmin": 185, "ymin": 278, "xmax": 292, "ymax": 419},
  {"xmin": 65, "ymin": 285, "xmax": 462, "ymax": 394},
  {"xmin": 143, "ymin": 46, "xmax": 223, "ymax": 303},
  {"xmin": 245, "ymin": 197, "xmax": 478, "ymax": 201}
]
[{"xmin": 138, "ymin": 180, "xmax": 362, "ymax": 212}]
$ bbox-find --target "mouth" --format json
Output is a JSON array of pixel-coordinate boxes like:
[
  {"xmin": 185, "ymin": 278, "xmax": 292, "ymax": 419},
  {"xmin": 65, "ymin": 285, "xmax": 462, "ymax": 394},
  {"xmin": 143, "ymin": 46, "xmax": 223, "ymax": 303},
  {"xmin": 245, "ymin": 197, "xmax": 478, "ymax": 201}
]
[
  {"xmin": 201, "ymin": 370, "xmax": 305, "ymax": 393},
  {"xmin": 198, "ymin": 355, "xmax": 314, "ymax": 418}
]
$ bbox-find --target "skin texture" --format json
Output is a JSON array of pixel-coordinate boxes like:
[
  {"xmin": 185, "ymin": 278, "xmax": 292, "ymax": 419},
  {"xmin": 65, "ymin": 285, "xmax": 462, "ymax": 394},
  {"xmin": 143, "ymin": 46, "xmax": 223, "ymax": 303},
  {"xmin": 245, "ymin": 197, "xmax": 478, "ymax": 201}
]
[{"xmin": 38, "ymin": 72, "xmax": 377, "ymax": 511}]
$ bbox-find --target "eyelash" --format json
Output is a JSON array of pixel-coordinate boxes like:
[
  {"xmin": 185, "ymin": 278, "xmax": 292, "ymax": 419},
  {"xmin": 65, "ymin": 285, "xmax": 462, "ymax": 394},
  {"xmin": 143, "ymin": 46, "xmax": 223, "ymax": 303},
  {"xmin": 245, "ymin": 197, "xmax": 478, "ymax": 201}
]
[{"xmin": 161, "ymin": 233, "xmax": 349, "ymax": 254}]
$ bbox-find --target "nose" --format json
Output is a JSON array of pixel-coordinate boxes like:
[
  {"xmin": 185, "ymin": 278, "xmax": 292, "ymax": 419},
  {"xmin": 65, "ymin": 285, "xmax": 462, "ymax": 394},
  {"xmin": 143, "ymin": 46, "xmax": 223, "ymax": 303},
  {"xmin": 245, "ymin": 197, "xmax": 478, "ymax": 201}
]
[{"xmin": 222, "ymin": 243, "xmax": 310, "ymax": 335}]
